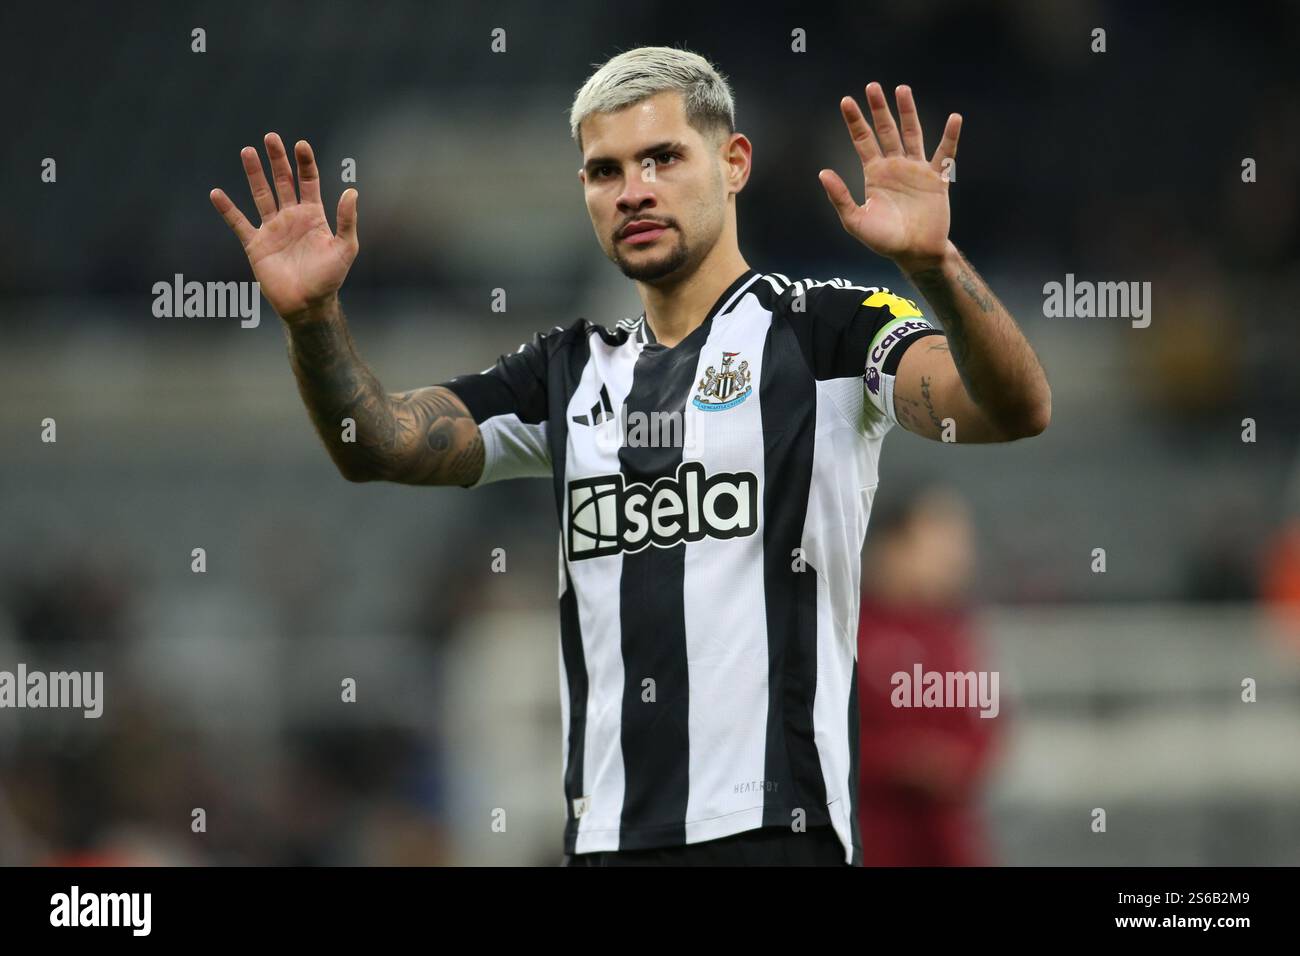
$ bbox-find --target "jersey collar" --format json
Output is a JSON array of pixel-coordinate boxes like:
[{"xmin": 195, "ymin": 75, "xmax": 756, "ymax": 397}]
[{"xmin": 640, "ymin": 267, "xmax": 759, "ymax": 347}]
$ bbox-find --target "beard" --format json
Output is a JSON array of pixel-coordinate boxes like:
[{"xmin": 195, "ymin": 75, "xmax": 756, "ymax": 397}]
[{"xmin": 611, "ymin": 226, "xmax": 691, "ymax": 282}]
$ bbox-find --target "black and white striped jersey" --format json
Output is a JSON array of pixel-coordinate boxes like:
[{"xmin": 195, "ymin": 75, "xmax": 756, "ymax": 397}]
[{"xmin": 439, "ymin": 267, "xmax": 944, "ymax": 864}]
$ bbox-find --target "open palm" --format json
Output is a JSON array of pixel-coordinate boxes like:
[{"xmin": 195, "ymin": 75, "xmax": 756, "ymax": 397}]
[
  {"xmin": 819, "ymin": 83, "xmax": 962, "ymax": 270},
  {"xmin": 210, "ymin": 133, "xmax": 358, "ymax": 320}
]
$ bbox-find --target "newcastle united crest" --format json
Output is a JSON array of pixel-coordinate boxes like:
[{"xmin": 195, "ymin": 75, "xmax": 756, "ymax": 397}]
[{"xmin": 692, "ymin": 351, "xmax": 752, "ymax": 411}]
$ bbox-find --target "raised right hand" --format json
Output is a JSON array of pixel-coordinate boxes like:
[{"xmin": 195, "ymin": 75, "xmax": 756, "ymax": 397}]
[{"xmin": 210, "ymin": 133, "xmax": 358, "ymax": 321}]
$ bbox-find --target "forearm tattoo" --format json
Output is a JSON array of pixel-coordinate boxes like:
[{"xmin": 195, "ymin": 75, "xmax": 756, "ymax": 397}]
[
  {"xmin": 907, "ymin": 260, "xmax": 996, "ymax": 405},
  {"xmin": 286, "ymin": 305, "xmax": 484, "ymax": 485}
]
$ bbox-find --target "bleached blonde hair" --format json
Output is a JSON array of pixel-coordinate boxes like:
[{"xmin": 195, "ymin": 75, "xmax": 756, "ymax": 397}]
[{"xmin": 569, "ymin": 46, "xmax": 735, "ymax": 150}]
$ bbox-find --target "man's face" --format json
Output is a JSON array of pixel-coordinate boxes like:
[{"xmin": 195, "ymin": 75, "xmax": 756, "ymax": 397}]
[{"xmin": 578, "ymin": 91, "xmax": 730, "ymax": 283}]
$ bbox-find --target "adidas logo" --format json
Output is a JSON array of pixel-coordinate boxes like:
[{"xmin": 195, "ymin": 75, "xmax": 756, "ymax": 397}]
[{"xmin": 571, "ymin": 383, "xmax": 615, "ymax": 427}]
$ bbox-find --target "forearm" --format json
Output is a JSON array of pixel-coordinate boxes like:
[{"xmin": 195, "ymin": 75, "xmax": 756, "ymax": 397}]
[
  {"xmin": 284, "ymin": 299, "xmax": 485, "ymax": 485},
  {"xmin": 283, "ymin": 296, "xmax": 401, "ymax": 481},
  {"xmin": 900, "ymin": 242, "xmax": 1051, "ymax": 435}
]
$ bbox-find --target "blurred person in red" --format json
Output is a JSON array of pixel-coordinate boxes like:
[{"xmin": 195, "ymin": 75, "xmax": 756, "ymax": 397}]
[
  {"xmin": 856, "ymin": 484, "xmax": 1003, "ymax": 865},
  {"xmin": 1260, "ymin": 445, "xmax": 1300, "ymax": 651}
]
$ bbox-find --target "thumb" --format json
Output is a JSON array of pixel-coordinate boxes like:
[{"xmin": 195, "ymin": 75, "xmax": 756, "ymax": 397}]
[
  {"xmin": 336, "ymin": 188, "xmax": 359, "ymax": 246},
  {"xmin": 818, "ymin": 169, "xmax": 858, "ymax": 223}
]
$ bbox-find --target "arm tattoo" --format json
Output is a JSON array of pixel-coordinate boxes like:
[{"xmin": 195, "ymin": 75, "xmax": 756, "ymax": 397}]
[
  {"xmin": 893, "ymin": 394, "xmax": 924, "ymax": 432},
  {"xmin": 919, "ymin": 375, "xmax": 944, "ymax": 431},
  {"xmin": 900, "ymin": 247, "xmax": 1051, "ymax": 439},
  {"xmin": 907, "ymin": 259, "xmax": 998, "ymax": 406},
  {"xmin": 909, "ymin": 266, "xmax": 972, "ymax": 371},
  {"xmin": 388, "ymin": 388, "xmax": 485, "ymax": 485},
  {"xmin": 956, "ymin": 269, "xmax": 994, "ymax": 313},
  {"xmin": 286, "ymin": 304, "xmax": 484, "ymax": 486}
]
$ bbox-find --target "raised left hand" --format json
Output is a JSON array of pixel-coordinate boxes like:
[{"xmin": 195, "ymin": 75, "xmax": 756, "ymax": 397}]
[{"xmin": 819, "ymin": 83, "xmax": 962, "ymax": 273}]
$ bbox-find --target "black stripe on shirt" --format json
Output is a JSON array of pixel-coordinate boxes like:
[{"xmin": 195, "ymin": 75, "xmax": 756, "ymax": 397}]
[{"xmin": 757, "ymin": 301, "xmax": 832, "ymax": 832}]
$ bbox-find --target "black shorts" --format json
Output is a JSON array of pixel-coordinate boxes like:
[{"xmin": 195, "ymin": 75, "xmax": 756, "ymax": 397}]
[{"xmin": 563, "ymin": 825, "xmax": 849, "ymax": 866}]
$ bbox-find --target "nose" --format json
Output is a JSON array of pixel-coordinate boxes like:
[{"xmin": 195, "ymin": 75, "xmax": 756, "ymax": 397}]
[{"xmin": 616, "ymin": 171, "xmax": 657, "ymax": 215}]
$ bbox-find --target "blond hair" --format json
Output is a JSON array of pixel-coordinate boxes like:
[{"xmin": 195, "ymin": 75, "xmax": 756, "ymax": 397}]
[{"xmin": 569, "ymin": 46, "xmax": 735, "ymax": 149}]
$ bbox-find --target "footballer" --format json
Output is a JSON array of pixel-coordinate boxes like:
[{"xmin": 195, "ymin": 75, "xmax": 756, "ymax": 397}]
[{"xmin": 210, "ymin": 46, "xmax": 1050, "ymax": 866}]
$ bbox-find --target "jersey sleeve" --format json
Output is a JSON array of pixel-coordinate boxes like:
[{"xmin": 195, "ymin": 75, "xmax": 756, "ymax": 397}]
[
  {"xmin": 775, "ymin": 279, "xmax": 945, "ymax": 431},
  {"xmin": 857, "ymin": 290, "xmax": 946, "ymax": 429},
  {"xmin": 437, "ymin": 328, "xmax": 559, "ymax": 487}
]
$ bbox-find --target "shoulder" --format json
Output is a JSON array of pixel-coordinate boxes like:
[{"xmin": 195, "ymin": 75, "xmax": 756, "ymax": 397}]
[
  {"xmin": 755, "ymin": 273, "xmax": 919, "ymax": 325},
  {"xmin": 524, "ymin": 315, "xmax": 643, "ymax": 359},
  {"xmin": 753, "ymin": 273, "xmax": 939, "ymax": 383}
]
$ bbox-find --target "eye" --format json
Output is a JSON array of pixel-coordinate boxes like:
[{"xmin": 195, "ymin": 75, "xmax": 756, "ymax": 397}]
[
  {"xmin": 655, "ymin": 151, "xmax": 678, "ymax": 167},
  {"xmin": 591, "ymin": 165, "xmax": 617, "ymax": 180}
]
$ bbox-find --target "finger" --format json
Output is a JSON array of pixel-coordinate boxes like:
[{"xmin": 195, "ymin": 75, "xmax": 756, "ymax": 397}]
[
  {"xmin": 895, "ymin": 85, "xmax": 926, "ymax": 158},
  {"xmin": 865, "ymin": 81, "xmax": 905, "ymax": 157},
  {"xmin": 264, "ymin": 132, "xmax": 299, "ymax": 209},
  {"xmin": 209, "ymin": 188, "xmax": 256, "ymax": 248},
  {"xmin": 336, "ymin": 188, "xmax": 359, "ymax": 247},
  {"xmin": 931, "ymin": 113, "xmax": 962, "ymax": 172},
  {"xmin": 817, "ymin": 169, "xmax": 859, "ymax": 224},
  {"xmin": 838, "ymin": 96, "xmax": 881, "ymax": 164},
  {"xmin": 294, "ymin": 140, "xmax": 322, "ymax": 206},
  {"xmin": 241, "ymin": 146, "xmax": 278, "ymax": 221}
]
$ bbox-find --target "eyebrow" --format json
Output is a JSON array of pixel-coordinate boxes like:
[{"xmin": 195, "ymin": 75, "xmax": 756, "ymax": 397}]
[{"xmin": 583, "ymin": 141, "xmax": 686, "ymax": 174}]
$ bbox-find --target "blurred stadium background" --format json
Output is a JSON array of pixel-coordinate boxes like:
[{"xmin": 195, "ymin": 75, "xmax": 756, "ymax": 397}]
[{"xmin": 3, "ymin": 0, "xmax": 1300, "ymax": 865}]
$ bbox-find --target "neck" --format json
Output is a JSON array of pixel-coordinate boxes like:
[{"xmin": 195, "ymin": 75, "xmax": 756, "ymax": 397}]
[{"xmin": 638, "ymin": 242, "xmax": 750, "ymax": 348}]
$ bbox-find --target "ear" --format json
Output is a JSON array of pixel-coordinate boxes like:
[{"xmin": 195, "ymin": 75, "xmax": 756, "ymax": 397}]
[{"xmin": 725, "ymin": 133, "xmax": 753, "ymax": 194}]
